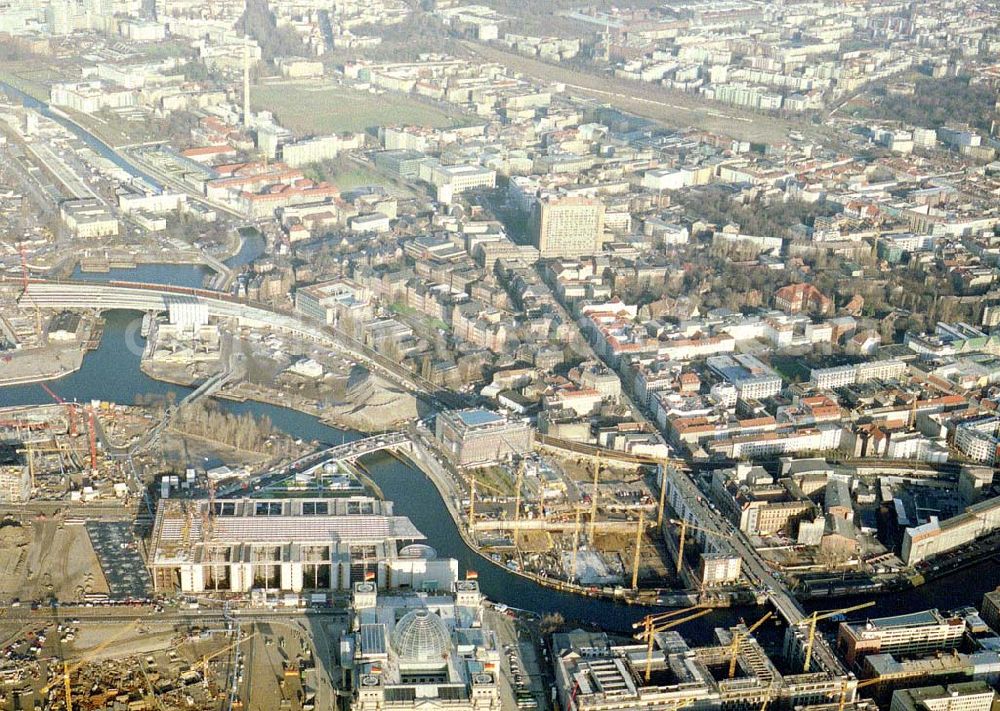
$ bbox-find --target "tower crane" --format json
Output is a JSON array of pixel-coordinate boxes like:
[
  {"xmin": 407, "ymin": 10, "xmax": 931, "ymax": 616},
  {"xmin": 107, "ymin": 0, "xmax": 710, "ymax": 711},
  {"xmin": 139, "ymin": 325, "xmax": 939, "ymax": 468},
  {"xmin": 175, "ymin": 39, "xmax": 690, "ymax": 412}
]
[
  {"xmin": 588, "ymin": 453, "xmax": 600, "ymax": 542},
  {"xmin": 633, "ymin": 606, "xmax": 713, "ymax": 682},
  {"xmin": 799, "ymin": 601, "xmax": 874, "ymax": 672},
  {"xmin": 630, "ymin": 508, "xmax": 647, "ymax": 590},
  {"xmin": 41, "ymin": 617, "xmax": 145, "ymax": 711},
  {"xmin": 668, "ymin": 518, "xmax": 734, "ymax": 576},
  {"xmin": 728, "ymin": 611, "xmax": 773, "ymax": 678},
  {"xmin": 835, "ymin": 670, "xmax": 924, "ymax": 711},
  {"xmin": 467, "ymin": 472, "xmax": 509, "ymax": 530},
  {"xmin": 656, "ymin": 460, "xmax": 670, "ymax": 528},
  {"xmin": 512, "ymin": 457, "xmax": 525, "ymax": 546},
  {"xmin": 201, "ymin": 631, "xmax": 257, "ymax": 687},
  {"xmin": 569, "ymin": 504, "xmax": 584, "ymax": 583}
]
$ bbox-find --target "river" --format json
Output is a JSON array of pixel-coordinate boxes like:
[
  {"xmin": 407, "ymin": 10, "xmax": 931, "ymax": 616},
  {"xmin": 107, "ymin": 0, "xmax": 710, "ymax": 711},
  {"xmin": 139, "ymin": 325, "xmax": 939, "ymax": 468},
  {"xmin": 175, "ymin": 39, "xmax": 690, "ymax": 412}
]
[
  {"xmin": 0, "ymin": 271, "xmax": 998, "ymax": 638},
  {"xmin": 0, "ymin": 81, "xmax": 163, "ymax": 190}
]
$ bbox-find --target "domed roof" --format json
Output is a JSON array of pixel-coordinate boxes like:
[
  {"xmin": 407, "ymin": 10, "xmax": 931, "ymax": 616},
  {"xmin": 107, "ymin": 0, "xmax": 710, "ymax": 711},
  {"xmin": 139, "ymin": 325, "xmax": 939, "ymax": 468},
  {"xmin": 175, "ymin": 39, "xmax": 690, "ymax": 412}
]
[
  {"xmin": 392, "ymin": 609, "xmax": 451, "ymax": 663},
  {"xmin": 399, "ymin": 544, "xmax": 438, "ymax": 560}
]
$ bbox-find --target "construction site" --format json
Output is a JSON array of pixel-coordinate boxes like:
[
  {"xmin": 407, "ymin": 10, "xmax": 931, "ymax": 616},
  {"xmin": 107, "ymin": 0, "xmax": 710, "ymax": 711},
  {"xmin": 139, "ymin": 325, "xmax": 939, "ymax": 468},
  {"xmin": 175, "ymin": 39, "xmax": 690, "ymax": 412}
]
[
  {"xmin": 0, "ymin": 609, "xmax": 332, "ymax": 711},
  {"xmin": 0, "ymin": 402, "xmax": 139, "ymax": 506},
  {"xmin": 0, "ymin": 249, "xmax": 104, "ymax": 387},
  {"xmin": 458, "ymin": 450, "xmax": 749, "ymax": 606}
]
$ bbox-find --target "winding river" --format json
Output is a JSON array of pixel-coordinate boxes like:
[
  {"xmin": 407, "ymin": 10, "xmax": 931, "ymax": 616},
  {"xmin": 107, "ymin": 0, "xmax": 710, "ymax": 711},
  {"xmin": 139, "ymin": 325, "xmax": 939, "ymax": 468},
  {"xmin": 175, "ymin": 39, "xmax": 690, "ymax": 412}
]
[{"xmin": 1, "ymin": 263, "xmax": 998, "ymax": 640}]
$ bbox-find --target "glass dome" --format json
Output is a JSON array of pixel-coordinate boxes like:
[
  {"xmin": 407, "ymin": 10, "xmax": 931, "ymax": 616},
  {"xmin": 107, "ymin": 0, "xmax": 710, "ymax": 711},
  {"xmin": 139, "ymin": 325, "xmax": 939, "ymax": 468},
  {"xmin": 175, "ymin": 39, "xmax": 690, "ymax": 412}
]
[{"xmin": 392, "ymin": 609, "xmax": 451, "ymax": 663}]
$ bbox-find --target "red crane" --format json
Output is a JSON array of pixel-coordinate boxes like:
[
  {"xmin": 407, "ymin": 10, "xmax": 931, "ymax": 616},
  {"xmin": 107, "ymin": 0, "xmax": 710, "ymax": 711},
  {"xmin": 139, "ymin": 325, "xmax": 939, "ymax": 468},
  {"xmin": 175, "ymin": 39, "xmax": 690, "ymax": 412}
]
[{"xmin": 39, "ymin": 383, "xmax": 80, "ymax": 440}]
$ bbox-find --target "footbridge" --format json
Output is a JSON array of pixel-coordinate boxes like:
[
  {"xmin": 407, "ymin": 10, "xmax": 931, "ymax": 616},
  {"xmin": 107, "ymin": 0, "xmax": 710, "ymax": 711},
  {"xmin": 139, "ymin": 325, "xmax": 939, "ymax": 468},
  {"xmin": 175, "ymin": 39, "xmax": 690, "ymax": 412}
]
[{"xmin": 303, "ymin": 431, "xmax": 413, "ymax": 465}]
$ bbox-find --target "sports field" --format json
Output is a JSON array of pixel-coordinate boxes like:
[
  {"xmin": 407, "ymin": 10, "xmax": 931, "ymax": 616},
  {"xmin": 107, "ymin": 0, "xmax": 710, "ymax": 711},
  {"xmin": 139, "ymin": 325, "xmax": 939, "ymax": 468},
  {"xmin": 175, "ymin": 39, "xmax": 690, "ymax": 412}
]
[{"xmin": 251, "ymin": 81, "xmax": 470, "ymax": 135}]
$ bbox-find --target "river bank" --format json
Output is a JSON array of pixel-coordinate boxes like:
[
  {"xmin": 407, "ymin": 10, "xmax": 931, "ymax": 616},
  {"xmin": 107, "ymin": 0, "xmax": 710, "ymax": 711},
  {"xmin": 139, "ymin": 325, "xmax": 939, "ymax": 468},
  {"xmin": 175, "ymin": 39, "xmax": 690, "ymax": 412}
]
[
  {"xmin": 1, "ymin": 307, "xmax": 999, "ymax": 636},
  {"xmin": 140, "ymin": 359, "xmax": 419, "ymax": 434},
  {"xmin": 0, "ymin": 344, "xmax": 84, "ymax": 386}
]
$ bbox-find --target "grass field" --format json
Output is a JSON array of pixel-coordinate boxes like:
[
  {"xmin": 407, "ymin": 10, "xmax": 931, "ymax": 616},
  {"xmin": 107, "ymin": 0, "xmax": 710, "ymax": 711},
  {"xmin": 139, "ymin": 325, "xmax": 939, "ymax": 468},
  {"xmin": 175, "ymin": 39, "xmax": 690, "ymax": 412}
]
[
  {"xmin": 0, "ymin": 63, "xmax": 55, "ymax": 101},
  {"xmin": 251, "ymin": 82, "xmax": 469, "ymax": 135}
]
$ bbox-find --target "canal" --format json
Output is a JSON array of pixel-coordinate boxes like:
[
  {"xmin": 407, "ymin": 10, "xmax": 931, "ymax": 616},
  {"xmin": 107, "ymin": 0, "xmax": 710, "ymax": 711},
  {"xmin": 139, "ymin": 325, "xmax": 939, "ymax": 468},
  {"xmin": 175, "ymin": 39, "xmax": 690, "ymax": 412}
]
[
  {"xmin": 0, "ymin": 81, "xmax": 163, "ymax": 189},
  {"xmin": 1, "ymin": 275, "xmax": 999, "ymax": 637}
]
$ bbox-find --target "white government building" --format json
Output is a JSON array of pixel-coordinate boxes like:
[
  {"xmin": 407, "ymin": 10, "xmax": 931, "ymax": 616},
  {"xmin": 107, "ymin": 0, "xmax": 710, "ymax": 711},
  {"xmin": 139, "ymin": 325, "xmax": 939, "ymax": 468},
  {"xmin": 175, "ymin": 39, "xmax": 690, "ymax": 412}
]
[
  {"xmin": 149, "ymin": 496, "xmax": 458, "ymax": 594},
  {"xmin": 347, "ymin": 579, "xmax": 502, "ymax": 711}
]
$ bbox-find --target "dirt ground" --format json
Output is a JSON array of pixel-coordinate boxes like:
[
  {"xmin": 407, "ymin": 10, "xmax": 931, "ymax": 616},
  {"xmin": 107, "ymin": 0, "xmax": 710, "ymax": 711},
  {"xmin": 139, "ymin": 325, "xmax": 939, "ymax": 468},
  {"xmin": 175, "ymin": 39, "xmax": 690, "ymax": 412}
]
[
  {"xmin": 517, "ymin": 530, "xmax": 553, "ymax": 553},
  {"xmin": 13, "ymin": 520, "xmax": 107, "ymax": 601},
  {"xmin": 159, "ymin": 430, "xmax": 270, "ymax": 472},
  {"xmin": 0, "ymin": 525, "xmax": 30, "ymax": 597},
  {"xmin": 69, "ymin": 623, "xmax": 178, "ymax": 662}
]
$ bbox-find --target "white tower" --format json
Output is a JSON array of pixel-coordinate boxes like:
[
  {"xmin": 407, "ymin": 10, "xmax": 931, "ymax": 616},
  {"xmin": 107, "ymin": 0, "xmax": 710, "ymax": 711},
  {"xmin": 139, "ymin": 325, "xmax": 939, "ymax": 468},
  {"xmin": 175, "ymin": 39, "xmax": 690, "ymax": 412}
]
[{"xmin": 243, "ymin": 33, "xmax": 251, "ymax": 129}]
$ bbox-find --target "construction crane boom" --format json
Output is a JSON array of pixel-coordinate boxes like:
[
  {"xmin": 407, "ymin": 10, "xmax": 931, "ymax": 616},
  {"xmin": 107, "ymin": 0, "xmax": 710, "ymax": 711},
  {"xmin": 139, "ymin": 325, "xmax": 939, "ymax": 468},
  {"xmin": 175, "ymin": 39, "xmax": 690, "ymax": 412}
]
[
  {"xmin": 670, "ymin": 518, "xmax": 733, "ymax": 576},
  {"xmin": 630, "ymin": 508, "xmax": 645, "ymax": 590},
  {"xmin": 588, "ymin": 454, "xmax": 600, "ymax": 542},
  {"xmin": 202, "ymin": 632, "xmax": 257, "ymax": 687},
  {"xmin": 634, "ymin": 607, "xmax": 713, "ymax": 682},
  {"xmin": 42, "ymin": 617, "xmax": 147, "ymax": 711},
  {"xmin": 800, "ymin": 601, "xmax": 874, "ymax": 672},
  {"xmin": 728, "ymin": 611, "xmax": 773, "ymax": 678}
]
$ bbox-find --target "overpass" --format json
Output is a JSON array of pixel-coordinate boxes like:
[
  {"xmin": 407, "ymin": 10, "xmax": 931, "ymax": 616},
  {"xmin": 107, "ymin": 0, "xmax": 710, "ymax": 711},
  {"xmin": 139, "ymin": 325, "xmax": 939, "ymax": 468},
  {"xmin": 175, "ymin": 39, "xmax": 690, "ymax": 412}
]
[{"xmin": 17, "ymin": 278, "xmax": 468, "ymax": 409}]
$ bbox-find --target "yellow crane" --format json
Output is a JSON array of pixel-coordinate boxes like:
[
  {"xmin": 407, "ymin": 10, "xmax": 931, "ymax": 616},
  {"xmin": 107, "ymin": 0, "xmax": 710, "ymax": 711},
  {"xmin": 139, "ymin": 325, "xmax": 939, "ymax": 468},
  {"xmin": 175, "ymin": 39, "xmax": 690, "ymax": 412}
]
[
  {"xmin": 588, "ymin": 453, "xmax": 601, "ymax": 542},
  {"xmin": 570, "ymin": 505, "xmax": 584, "ymax": 583},
  {"xmin": 41, "ymin": 617, "xmax": 145, "ymax": 711},
  {"xmin": 201, "ymin": 631, "xmax": 257, "ymax": 687},
  {"xmin": 728, "ymin": 611, "xmax": 773, "ymax": 678},
  {"xmin": 668, "ymin": 518, "xmax": 733, "ymax": 576},
  {"xmin": 16, "ymin": 440, "xmax": 74, "ymax": 489},
  {"xmin": 467, "ymin": 473, "xmax": 508, "ymax": 530},
  {"xmin": 656, "ymin": 461, "xmax": 670, "ymax": 527},
  {"xmin": 512, "ymin": 457, "xmax": 525, "ymax": 546},
  {"xmin": 630, "ymin": 508, "xmax": 646, "ymax": 590},
  {"xmin": 799, "ymin": 601, "xmax": 875, "ymax": 672},
  {"xmin": 835, "ymin": 670, "xmax": 924, "ymax": 711},
  {"xmin": 633, "ymin": 606, "xmax": 713, "ymax": 682}
]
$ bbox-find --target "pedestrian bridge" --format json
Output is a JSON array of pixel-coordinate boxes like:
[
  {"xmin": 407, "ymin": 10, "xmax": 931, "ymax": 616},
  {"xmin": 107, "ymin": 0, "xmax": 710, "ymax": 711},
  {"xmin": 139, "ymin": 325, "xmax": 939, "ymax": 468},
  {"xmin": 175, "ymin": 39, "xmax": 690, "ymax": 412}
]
[{"xmin": 285, "ymin": 431, "xmax": 413, "ymax": 470}]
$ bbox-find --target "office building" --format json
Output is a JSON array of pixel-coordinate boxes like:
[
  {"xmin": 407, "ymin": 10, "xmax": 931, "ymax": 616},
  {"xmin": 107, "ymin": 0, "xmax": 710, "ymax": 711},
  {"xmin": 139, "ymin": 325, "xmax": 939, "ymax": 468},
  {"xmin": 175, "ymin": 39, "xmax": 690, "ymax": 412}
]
[
  {"xmin": 837, "ymin": 610, "xmax": 966, "ymax": 665},
  {"xmin": 954, "ymin": 416, "xmax": 1000, "ymax": 464},
  {"xmin": 149, "ymin": 497, "xmax": 457, "ymax": 594},
  {"xmin": 434, "ymin": 409, "xmax": 533, "ymax": 467},
  {"xmin": 553, "ymin": 624, "xmax": 849, "ymax": 711},
  {"xmin": 890, "ymin": 682, "xmax": 995, "ymax": 711},
  {"xmin": 295, "ymin": 278, "xmax": 372, "ymax": 326},
  {"xmin": 981, "ymin": 589, "xmax": 1000, "ymax": 632},
  {"xmin": 418, "ymin": 160, "xmax": 496, "ymax": 203},
  {"xmin": 531, "ymin": 196, "xmax": 606, "ymax": 258},
  {"xmin": 707, "ymin": 354, "xmax": 783, "ymax": 402},
  {"xmin": 59, "ymin": 198, "xmax": 119, "ymax": 239},
  {"xmin": 901, "ymin": 496, "xmax": 1000, "ymax": 565}
]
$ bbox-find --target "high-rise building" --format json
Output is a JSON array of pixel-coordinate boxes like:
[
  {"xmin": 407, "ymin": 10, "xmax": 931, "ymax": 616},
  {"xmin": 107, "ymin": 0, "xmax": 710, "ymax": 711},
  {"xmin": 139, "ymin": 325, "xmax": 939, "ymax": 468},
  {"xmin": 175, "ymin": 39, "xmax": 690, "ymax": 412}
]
[{"xmin": 531, "ymin": 196, "xmax": 605, "ymax": 258}]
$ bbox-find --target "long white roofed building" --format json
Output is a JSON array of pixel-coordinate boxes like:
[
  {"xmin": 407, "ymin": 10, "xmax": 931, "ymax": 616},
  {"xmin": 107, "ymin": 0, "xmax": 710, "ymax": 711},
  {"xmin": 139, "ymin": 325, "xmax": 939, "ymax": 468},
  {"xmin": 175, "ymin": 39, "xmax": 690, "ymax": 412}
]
[{"xmin": 149, "ymin": 497, "xmax": 458, "ymax": 594}]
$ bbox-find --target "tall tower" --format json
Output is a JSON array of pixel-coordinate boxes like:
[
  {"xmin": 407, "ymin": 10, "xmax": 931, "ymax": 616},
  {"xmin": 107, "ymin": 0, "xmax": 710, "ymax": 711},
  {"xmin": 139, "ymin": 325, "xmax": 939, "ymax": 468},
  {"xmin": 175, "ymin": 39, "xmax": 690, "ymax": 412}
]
[{"xmin": 242, "ymin": 33, "xmax": 251, "ymax": 129}]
